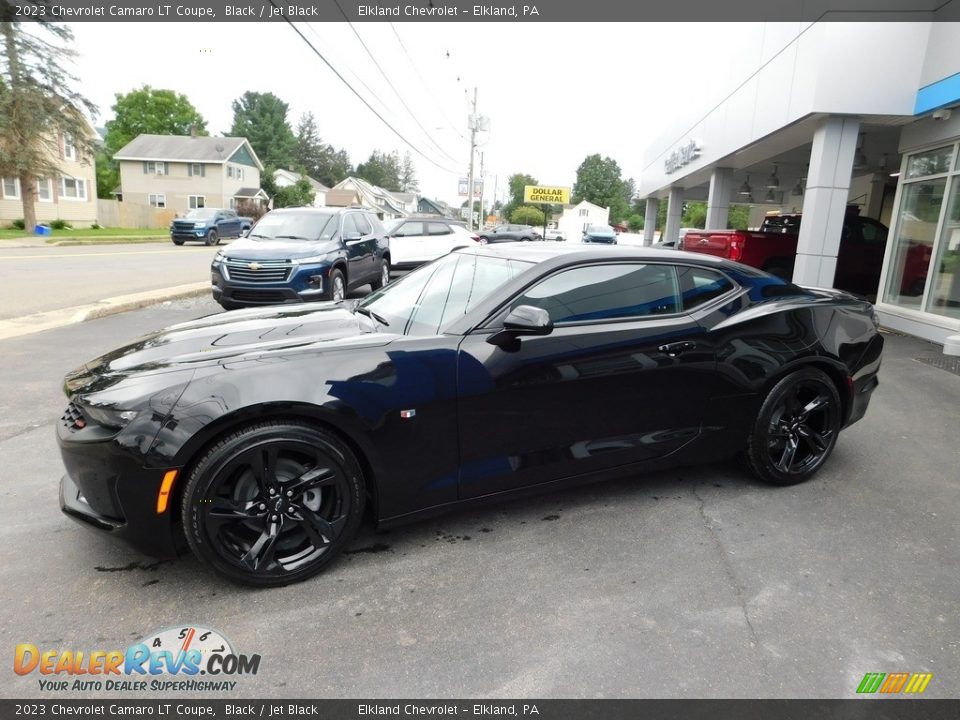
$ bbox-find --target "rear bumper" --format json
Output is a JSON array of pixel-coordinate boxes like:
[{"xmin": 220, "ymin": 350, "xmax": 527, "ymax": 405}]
[{"xmin": 844, "ymin": 334, "xmax": 883, "ymax": 428}]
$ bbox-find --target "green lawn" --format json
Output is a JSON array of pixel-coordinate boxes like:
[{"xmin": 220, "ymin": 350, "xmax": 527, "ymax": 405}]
[{"xmin": 0, "ymin": 227, "xmax": 167, "ymax": 241}]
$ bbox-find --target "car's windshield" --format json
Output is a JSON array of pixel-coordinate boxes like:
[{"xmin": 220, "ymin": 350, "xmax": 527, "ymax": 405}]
[
  {"xmin": 358, "ymin": 252, "xmax": 531, "ymax": 336},
  {"xmin": 587, "ymin": 224, "xmax": 614, "ymax": 233},
  {"xmin": 248, "ymin": 211, "xmax": 339, "ymax": 241},
  {"xmin": 185, "ymin": 208, "xmax": 218, "ymax": 220}
]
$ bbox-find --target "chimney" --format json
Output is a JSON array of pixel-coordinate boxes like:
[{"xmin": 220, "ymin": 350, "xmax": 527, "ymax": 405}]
[{"xmin": 190, "ymin": 124, "xmax": 197, "ymax": 138}]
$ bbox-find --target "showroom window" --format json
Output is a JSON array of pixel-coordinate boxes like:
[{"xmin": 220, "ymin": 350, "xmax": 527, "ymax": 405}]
[{"xmin": 883, "ymin": 143, "xmax": 960, "ymax": 318}]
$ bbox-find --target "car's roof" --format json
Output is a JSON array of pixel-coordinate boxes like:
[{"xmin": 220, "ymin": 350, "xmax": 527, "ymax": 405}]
[
  {"xmin": 268, "ymin": 206, "xmax": 369, "ymax": 215},
  {"xmin": 456, "ymin": 242, "xmax": 730, "ymax": 267}
]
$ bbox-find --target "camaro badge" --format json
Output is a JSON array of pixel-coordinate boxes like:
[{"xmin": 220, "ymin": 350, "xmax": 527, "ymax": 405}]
[
  {"xmin": 248, "ymin": 262, "xmax": 262, "ymax": 270},
  {"xmin": 400, "ymin": 409, "xmax": 416, "ymax": 419}
]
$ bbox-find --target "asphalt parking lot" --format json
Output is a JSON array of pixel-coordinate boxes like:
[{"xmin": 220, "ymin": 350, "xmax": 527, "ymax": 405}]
[{"xmin": 0, "ymin": 296, "xmax": 957, "ymax": 699}]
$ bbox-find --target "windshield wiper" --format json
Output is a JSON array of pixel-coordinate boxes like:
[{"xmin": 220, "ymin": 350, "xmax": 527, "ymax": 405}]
[
  {"xmin": 246, "ymin": 233, "xmax": 269, "ymax": 239},
  {"xmin": 274, "ymin": 234, "xmax": 311, "ymax": 240},
  {"xmin": 355, "ymin": 306, "xmax": 390, "ymax": 327}
]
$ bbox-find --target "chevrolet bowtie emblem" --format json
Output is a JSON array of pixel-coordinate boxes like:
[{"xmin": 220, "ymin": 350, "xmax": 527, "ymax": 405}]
[{"xmin": 248, "ymin": 262, "xmax": 261, "ymax": 270}]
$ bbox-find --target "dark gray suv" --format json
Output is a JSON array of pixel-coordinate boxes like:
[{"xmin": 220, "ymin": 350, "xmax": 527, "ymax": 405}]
[{"xmin": 478, "ymin": 224, "xmax": 542, "ymax": 243}]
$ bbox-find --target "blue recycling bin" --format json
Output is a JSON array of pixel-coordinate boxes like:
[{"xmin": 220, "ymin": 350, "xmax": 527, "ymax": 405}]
[{"xmin": 34, "ymin": 224, "xmax": 51, "ymax": 236}]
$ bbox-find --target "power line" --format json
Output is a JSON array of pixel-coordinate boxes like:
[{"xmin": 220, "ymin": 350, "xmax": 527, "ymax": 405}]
[
  {"xmin": 331, "ymin": 0, "xmax": 462, "ymax": 165},
  {"xmin": 388, "ymin": 22, "xmax": 467, "ymax": 143},
  {"xmin": 268, "ymin": 1, "xmax": 460, "ymax": 175}
]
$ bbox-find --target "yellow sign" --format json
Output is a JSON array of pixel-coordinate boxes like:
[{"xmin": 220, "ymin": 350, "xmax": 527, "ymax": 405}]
[{"xmin": 524, "ymin": 185, "xmax": 570, "ymax": 204}]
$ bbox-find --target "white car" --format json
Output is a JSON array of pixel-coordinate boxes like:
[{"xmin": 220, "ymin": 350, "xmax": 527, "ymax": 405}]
[
  {"xmin": 544, "ymin": 228, "xmax": 566, "ymax": 241},
  {"xmin": 384, "ymin": 218, "xmax": 483, "ymax": 270}
]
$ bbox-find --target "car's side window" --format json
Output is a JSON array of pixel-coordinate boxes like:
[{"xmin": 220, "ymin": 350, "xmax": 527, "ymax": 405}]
[
  {"xmin": 427, "ymin": 222, "xmax": 452, "ymax": 236},
  {"xmin": 354, "ymin": 213, "xmax": 373, "ymax": 236},
  {"xmin": 677, "ymin": 266, "xmax": 735, "ymax": 310},
  {"xmin": 510, "ymin": 263, "xmax": 682, "ymax": 324},
  {"xmin": 394, "ymin": 222, "xmax": 422, "ymax": 237},
  {"xmin": 405, "ymin": 255, "xmax": 460, "ymax": 336},
  {"xmin": 367, "ymin": 214, "xmax": 386, "ymax": 235},
  {"xmin": 342, "ymin": 214, "xmax": 359, "ymax": 238}
]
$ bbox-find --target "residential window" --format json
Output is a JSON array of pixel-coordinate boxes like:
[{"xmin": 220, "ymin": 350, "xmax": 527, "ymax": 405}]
[
  {"xmin": 60, "ymin": 177, "xmax": 87, "ymax": 200},
  {"xmin": 189, "ymin": 163, "xmax": 205, "ymax": 177},
  {"xmin": 226, "ymin": 166, "xmax": 233, "ymax": 178},
  {"xmin": 63, "ymin": 134, "xmax": 76, "ymax": 161},
  {"xmin": 36, "ymin": 178, "xmax": 52, "ymax": 202},
  {"xmin": 579, "ymin": 209, "xmax": 588, "ymax": 217},
  {"xmin": 144, "ymin": 161, "xmax": 166, "ymax": 175},
  {"xmin": 188, "ymin": 195, "xmax": 205, "ymax": 209},
  {"xmin": 2, "ymin": 177, "xmax": 20, "ymax": 199},
  {"xmin": 236, "ymin": 166, "xmax": 244, "ymax": 180},
  {"xmin": 149, "ymin": 194, "xmax": 166, "ymax": 208},
  {"xmin": 226, "ymin": 165, "xmax": 243, "ymax": 180}
]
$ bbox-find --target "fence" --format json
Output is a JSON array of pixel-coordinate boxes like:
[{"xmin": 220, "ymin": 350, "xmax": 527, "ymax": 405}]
[{"xmin": 97, "ymin": 200, "xmax": 175, "ymax": 229}]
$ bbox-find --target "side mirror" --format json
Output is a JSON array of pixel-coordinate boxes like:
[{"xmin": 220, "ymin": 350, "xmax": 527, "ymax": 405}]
[
  {"xmin": 343, "ymin": 231, "xmax": 363, "ymax": 242},
  {"xmin": 488, "ymin": 305, "xmax": 553, "ymax": 348}
]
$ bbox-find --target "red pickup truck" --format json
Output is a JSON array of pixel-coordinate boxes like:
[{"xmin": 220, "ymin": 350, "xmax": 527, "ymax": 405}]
[{"xmin": 681, "ymin": 211, "xmax": 929, "ymax": 297}]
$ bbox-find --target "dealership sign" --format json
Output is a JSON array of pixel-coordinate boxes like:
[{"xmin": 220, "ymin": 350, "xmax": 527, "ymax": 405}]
[{"xmin": 664, "ymin": 139, "xmax": 701, "ymax": 174}]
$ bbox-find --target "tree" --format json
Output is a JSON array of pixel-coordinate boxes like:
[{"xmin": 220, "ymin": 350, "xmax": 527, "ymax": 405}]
[
  {"xmin": 572, "ymin": 154, "xmax": 629, "ymax": 222},
  {"xmin": 292, "ymin": 111, "xmax": 353, "ymax": 188},
  {"xmin": 400, "ymin": 152, "xmax": 418, "ymax": 193},
  {"xmin": 682, "ymin": 201, "xmax": 707, "ymax": 229},
  {"xmin": 230, "ymin": 91, "xmax": 296, "ymax": 170},
  {"xmin": 501, "ymin": 172, "xmax": 538, "ymax": 222},
  {"xmin": 356, "ymin": 150, "xmax": 402, "ymax": 191},
  {"xmin": 99, "ymin": 85, "xmax": 206, "ymax": 199},
  {"xmin": 510, "ymin": 205, "xmax": 545, "ymax": 227},
  {"xmin": 628, "ymin": 214, "xmax": 644, "ymax": 232},
  {"xmin": 273, "ymin": 174, "xmax": 315, "ymax": 208},
  {"xmin": 0, "ymin": 16, "xmax": 97, "ymax": 232},
  {"xmin": 727, "ymin": 204, "xmax": 750, "ymax": 230}
]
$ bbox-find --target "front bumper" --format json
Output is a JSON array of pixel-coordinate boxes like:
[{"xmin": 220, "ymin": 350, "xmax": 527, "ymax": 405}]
[
  {"xmin": 211, "ymin": 261, "xmax": 333, "ymax": 306},
  {"xmin": 171, "ymin": 227, "xmax": 209, "ymax": 240},
  {"xmin": 58, "ymin": 423, "xmax": 182, "ymax": 558}
]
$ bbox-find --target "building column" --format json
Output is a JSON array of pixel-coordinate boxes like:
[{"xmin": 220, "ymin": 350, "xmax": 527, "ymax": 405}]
[
  {"xmin": 643, "ymin": 197, "xmax": 659, "ymax": 245},
  {"xmin": 794, "ymin": 117, "xmax": 860, "ymax": 287},
  {"xmin": 664, "ymin": 187, "xmax": 684, "ymax": 245},
  {"xmin": 705, "ymin": 167, "xmax": 733, "ymax": 229}
]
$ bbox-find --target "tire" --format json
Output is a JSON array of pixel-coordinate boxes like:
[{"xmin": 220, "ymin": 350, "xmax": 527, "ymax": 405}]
[
  {"xmin": 172, "ymin": 239, "xmax": 185, "ymax": 246},
  {"xmin": 520, "ymin": 237, "xmax": 532, "ymax": 242},
  {"xmin": 478, "ymin": 236, "xmax": 489, "ymax": 244},
  {"xmin": 325, "ymin": 267, "xmax": 346, "ymax": 302},
  {"xmin": 370, "ymin": 259, "xmax": 390, "ymax": 290},
  {"xmin": 181, "ymin": 419, "xmax": 366, "ymax": 587},
  {"xmin": 744, "ymin": 367, "xmax": 842, "ymax": 486},
  {"xmin": 218, "ymin": 300, "xmax": 242, "ymax": 311},
  {"xmin": 205, "ymin": 230, "xmax": 219, "ymax": 246}
]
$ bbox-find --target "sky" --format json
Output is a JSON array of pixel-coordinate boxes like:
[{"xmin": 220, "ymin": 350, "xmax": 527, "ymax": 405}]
[{"xmin": 68, "ymin": 21, "xmax": 737, "ymax": 207}]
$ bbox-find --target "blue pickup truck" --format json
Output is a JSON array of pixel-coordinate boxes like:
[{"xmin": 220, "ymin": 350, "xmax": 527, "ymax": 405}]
[{"xmin": 170, "ymin": 208, "xmax": 253, "ymax": 246}]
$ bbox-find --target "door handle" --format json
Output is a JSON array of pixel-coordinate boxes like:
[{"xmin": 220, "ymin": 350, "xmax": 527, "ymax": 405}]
[{"xmin": 658, "ymin": 341, "xmax": 696, "ymax": 357}]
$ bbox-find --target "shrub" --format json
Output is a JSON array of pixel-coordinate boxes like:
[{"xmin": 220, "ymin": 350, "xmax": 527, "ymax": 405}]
[
  {"xmin": 509, "ymin": 205, "xmax": 545, "ymax": 227},
  {"xmin": 628, "ymin": 214, "xmax": 644, "ymax": 232},
  {"xmin": 10, "ymin": 219, "xmax": 25, "ymax": 230},
  {"xmin": 50, "ymin": 219, "xmax": 72, "ymax": 230},
  {"xmin": 90, "ymin": 222, "xmax": 102, "ymax": 230}
]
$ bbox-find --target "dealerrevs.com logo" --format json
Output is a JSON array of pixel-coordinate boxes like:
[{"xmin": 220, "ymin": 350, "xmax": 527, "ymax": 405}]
[{"xmin": 14, "ymin": 626, "xmax": 261, "ymax": 692}]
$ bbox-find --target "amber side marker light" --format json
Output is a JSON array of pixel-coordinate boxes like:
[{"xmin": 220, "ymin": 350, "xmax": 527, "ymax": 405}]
[{"xmin": 156, "ymin": 470, "xmax": 179, "ymax": 514}]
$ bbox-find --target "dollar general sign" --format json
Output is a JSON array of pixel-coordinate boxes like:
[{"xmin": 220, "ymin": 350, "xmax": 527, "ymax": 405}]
[{"xmin": 524, "ymin": 185, "xmax": 570, "ymax": 204}]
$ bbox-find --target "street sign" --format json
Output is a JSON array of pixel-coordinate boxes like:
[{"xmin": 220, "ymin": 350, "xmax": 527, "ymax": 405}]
[
  {"xmin": 523, "ymin": 185, "xmax": 570, "ymax": 204},
  {"xmin": 458, "ymin": 177, "xmax": 483, "ymax": 197}
]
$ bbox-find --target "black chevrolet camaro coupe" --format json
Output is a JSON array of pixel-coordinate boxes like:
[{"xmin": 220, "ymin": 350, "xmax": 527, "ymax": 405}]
[{"xmin": 58, "ymin": 245, "xmax": 882, "ymax": 586}]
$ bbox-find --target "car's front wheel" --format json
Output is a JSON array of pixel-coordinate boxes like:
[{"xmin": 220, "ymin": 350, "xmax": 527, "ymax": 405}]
[
  {"xmin": 205, "ymin": 230, "xmax": 219, "ymax": 246},
  {"xmin": 745, "ymin": 367, "xmax": 841, "ymax": 486},
  {"xmin": 182, "ymin": 420, "xmax": 365, "ymax": 586},
  {"xmin": 172, "ymin": 239, "xmax": 184, "ymax": 246},
  {"xmin": 325, "ymin": 268, "xmax": 346, "ymax": 301}
]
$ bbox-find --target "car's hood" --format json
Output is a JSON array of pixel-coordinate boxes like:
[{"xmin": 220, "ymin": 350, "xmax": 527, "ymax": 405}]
[
  {"xmin": 220, "ymin": 237, "xmax": 338, "ymax": 260},
  {"xmin": 67, "ymin": 303, "xmax": 389, "ymax": 388},
  {"xmin": 585, "ymin": 231, "xmax": 617, "ymax": 239}
]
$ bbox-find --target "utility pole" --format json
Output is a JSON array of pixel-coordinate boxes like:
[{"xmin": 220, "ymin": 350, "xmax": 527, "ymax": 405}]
[
  {"xmin": 466, "ymin": 87, "xmax": 478, "ymax": 230},
  {"xmin": 491, "ymin": 174, "xmax": 498, "ymax": 221},
  {"xmin": 478, "ymin": 151, "xmax": 485, "ymax": 227}
]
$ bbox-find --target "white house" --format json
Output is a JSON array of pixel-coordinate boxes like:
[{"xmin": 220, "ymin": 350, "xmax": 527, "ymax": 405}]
[
  {"xmin": 557, "ymin": 200, "xmax": 610, "ymax": 242},
  {"xmin": 273, "ymin": 169, "xmax": 328, "ymax": 207}
]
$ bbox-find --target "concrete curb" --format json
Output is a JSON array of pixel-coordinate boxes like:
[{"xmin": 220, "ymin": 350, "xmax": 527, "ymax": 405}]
[{"xmin": 0, "ymin": 282, "xmax": 209, "ymax": 342}]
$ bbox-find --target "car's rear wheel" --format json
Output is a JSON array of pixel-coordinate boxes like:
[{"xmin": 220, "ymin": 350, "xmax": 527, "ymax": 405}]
[
  {"xmin": 326, "ymin": 268, "xmax": 346, "ymax": 301},
  {"xmin": 205, "ymin": 230, "xmax": 219, "ymax": 246},
  {"xmin": 745, "ymin": 368, "xmax": 841, "ymax": 486},
  {"xmin": 371, "ymin": 259, "xmax": 390, "ymax": 290},
  {"xmin": 478, "ymin": 236, "xmax": 489, "ymax": 244},
  {"xmin": 182, "ymin": 420, "xmax": 365, "ymax": 587}
]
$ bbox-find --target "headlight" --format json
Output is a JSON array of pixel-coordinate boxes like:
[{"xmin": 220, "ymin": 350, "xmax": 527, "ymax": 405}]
[
  {"xmin": 292, "ymin": 254, "xmax": 331, "ymax": 265},
  {"xmin": 213, "ymin": 251, "xmax": 225, "ymax": 263},
  {"xmin": 80, "ymin": 404, "xmax": 138, "ymax": 430},
  {"xmin": 194, "ymin": 222, "xmax": 207, "ymax": 228}
]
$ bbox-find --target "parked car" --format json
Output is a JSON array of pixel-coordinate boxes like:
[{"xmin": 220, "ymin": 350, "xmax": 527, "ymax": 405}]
[
  {"xmin": 170, "ymin": 208, "xmax": 252, "ymax": 246},
  {"xmin": 58, "ymin": 244, "xmax": 882, "ymax": 586},
  {"xmin": 384, "ymin": 217, "xmax": 482, "ymax": 269},
  {"xmin": 582, "ymin": 224, "xmax": 618, "ymax": 244},
  {"xmin": 680, "ymin": 209, "xmax": 926, "ymax": 297},
  {"xmin": 210, "ymin": 207, "xmax": 390, "ymax": 310},
  {"xmin": 544, "ymin": 228, "xmax": 566, "ymax": 241},
  {"xmin": 479, "ymin": 224, "xmax": 541, "ymax": 243}
]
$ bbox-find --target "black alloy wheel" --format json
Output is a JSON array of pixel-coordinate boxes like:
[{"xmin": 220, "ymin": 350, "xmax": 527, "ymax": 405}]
[
  {"xmin": 182, "ymin": 420, "xmax": 365, "ymax": 586},
  {"xmin": 205, "ymin": 229, "xmax": 219, "ymax": 246},
  {"xmin": 745, "ymin": 368, "xmax": 841, "ymax": 486}
]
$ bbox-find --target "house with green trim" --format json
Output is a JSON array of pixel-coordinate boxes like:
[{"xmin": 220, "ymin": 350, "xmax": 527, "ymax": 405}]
[{"xmin": 113, "ymin": 134, "xmax": 267, "ymax": 214}]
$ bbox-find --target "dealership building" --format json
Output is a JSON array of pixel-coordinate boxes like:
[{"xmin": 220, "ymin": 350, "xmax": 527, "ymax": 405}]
[{"xmin": 638, "ymin": 21, "xmax": 960, "ymax": 355}]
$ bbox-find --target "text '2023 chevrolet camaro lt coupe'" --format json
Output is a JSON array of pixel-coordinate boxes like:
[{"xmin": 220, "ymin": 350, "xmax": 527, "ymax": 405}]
[{"xmin": 57, "ymin": 244, "xmax": 883, "ymax": 586}]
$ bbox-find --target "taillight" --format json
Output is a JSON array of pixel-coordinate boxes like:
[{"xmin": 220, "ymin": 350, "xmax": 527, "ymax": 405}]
[
  {"xmin": 729, "ymin": 240, "xmax": 743, "ymax": 262},
  {"xmin": 471, "ymin": 235, "xmax": 481, "ymax": 243}
]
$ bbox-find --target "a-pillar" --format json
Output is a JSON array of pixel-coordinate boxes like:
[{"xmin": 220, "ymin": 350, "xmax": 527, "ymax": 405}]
[
  {"xmin": 664, "ymin": 187, "xmax": 684, "ymax": 246},
  {"xmin": 705, "ymin": 167, "xmax": 733, "ymax": 229},
  {"xmin": 794, "ymin": 117, "xmax": 859, "ymax": 287},
  {"xmin": 643, "ymin": 197, "xmax": 659, "ymax": 245}
]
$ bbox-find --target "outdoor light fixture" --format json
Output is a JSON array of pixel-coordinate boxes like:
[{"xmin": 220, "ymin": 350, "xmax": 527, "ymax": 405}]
[
  {"xmin": 766, "ymin": 164, "xmax": 780, "ymax": 189},
  {"xmin": 792, "ymin": 179, "xmax": 805, "ymax": 196},
  {"xmin": 738, "ymin": 175, "xmax": 752, "ymax": 195},
  {"xmin": 853, "ymin": 134, "xmax": 868, "ymax": 170},
  {"xmin": 764, "ymin": 188, "xmax": 777, "ymax": 203}
]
